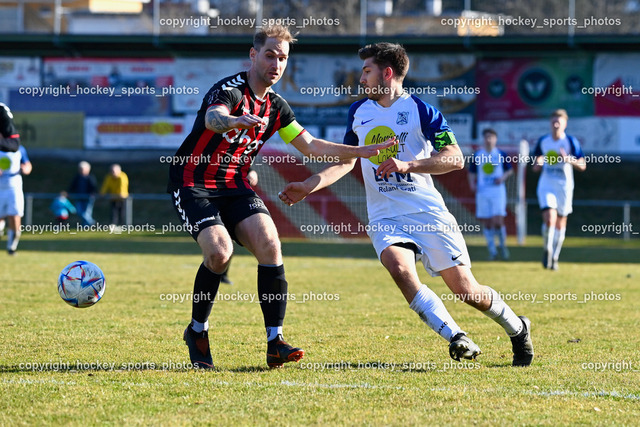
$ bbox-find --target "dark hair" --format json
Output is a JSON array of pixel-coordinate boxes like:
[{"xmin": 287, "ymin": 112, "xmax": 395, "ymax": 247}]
[
  {"xmin": 358, "ymin": 42, "xmax": 409, "ymax": 80},
  {"xmin": 253, "ymin": 25, "xmax": 297, "ymax": 51},
  {"xmin": 482, "ymin": 128, "xmax": 497, "ymax": 137}
]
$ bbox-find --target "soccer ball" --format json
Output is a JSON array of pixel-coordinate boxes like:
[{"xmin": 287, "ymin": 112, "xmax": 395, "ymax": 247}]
[{"xmin": 58, "ymin": 261, "xmax": 106, "ymax": 308}]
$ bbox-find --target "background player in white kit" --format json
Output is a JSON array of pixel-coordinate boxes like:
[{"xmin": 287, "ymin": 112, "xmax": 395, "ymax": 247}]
[
  {"xmin": 533, "ymin": 109, "xmax": 586, "ymax": 270},
  {"xmin": 0, "ymin": 102, "xmax": 32, "ymax": 255},
  {"xmin": 280, "ymin": 42, "xmax": 534, "ymax": 366},
  {"xmin": 468, "ymin": 128, "xmax": 513, "ymax": 260}
]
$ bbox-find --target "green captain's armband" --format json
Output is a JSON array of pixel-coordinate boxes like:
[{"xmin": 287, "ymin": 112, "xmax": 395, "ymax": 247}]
[
  {"xmin": 277, "ymin": 120, "xmax": 305, "ymax": 144},
  {"xmin": 434, "ymin": 131, "xmax": 458, "ymax": 151}
]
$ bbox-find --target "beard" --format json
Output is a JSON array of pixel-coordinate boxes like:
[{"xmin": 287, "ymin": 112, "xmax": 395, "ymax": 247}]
[{"xmin": 362, "ymin": 83, "xmax": 388, "ymax": 101}]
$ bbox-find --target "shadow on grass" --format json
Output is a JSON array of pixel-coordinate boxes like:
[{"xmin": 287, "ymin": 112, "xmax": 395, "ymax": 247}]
[
  {"xmin": 17, "ymin": 236, "xmax": 640, "ymax": 263},
  {"xmin": 227, "ymin": 366, "xmax": 273, "ymax": 373},
  {"xmin": 18, "ymin": 237, "xmax": 378, "ymax": 259}
]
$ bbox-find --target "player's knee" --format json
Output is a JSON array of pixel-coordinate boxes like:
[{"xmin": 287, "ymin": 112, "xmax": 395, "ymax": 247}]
[
  {"xmin": 203, "ymin": 252, "xmax": 231, "ymax": 274},
  {"xmin": 384, "ymin": 261, "xmax": 412, "ymax": 282},
  {"xmin": 254, "ymin": 236, "xmax": 282, "ymax": 264},
  {"xmin": 202, "ymin": 244, "xmax": 233, "ymax": 273}
]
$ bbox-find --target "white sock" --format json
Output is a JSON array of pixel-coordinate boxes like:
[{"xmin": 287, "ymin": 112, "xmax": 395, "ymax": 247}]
[
  {"xmin": 7, "ymin": 230, "xmax": 20, "ymax": 251},
  {"xmin": 552, "ymin": 227, "xmax": 566, "ymax": 261},
  {"xmin": 542, "ymin": 224, "xmax": 554, "ymax": 265},
  {"xmin": 483, "ymin": 227, "xmax": 497, "ymax": 256},
  {"xmin": 266, "ymin": 326, "xmax": 283, "ymax": 342},
  {"xmin": 543, "ymin": 224, "xmax": 555, "ymax": 252},
  {"xmin": 498, "ymin": 226, "xmax": 507, "ymax": 250},
  {"xmin": 409, "ymin": 284, "xmax": 463, "ymax": 342},
  {"xmin": 191, "ymin": 319, "xmax": 208, "ymax": 333},
  {"xmin": 482, "ymin": 287, "xmax": 523, "ymax": 337}
]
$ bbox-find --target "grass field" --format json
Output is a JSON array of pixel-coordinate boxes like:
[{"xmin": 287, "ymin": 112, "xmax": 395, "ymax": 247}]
[{"xmin": 1, "ymin": 233, "xmax": 639, "ymax": 425}]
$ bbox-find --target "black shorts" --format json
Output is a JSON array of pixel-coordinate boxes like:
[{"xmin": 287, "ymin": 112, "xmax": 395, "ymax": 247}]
[{"xmin": 170, "ymin": 187, "xmax": 270, "ymax": 242}]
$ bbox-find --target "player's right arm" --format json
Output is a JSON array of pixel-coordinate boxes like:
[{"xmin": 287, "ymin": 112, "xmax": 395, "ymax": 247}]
[
  {"xmin": 279, "ymin": 159, "xmax": 357, "ymax": 206},
  {"xmin": 205, "ymin": 105, "xmax": 265, "ymax": 133}
]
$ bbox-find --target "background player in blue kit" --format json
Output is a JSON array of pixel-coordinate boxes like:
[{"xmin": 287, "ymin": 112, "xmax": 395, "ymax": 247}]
[
  {"xmin": 532, "ymin": 109, "xmax": 586, "ymax": 270},
  {"xmin": 468, "ymin": 128, "xmax": 513, "ymax": 260},
  {"xmin": 168, "ymin": 25, "xmax": 396, "ymax": 369},
  {"xmin": 280, "ymin": 42, "xmax": 534, "ymax": 366}
]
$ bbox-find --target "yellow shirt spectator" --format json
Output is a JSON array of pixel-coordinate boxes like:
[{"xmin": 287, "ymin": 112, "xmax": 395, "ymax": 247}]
[{"xmin": 100, "ymin": 165, "xmax": 129, "ymax": 199}]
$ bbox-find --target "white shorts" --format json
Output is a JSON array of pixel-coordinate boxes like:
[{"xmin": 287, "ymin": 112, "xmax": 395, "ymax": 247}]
[
  {"xmin": 367, "ymin": 210, "xmax": 471, "ymax": 277},
  {"xmin": 476, "ymin": 186, "xmax": 507, "ymax": 219},
  {"xmin": 537, "ymin": 181, "xmax": 573, "ymax": 216},
  {"xmin": 0, "ymin": 187, "xmax": 24, "ymax": 217}
]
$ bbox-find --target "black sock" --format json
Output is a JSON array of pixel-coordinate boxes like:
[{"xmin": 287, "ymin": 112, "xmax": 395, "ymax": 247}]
[
  {"xmin": 258, "ymin": 265, "xmax": 288, "ymax": 332},
  {"xmin": 191, "ymin": 263, "xmax": 222, "ymax": 324}
]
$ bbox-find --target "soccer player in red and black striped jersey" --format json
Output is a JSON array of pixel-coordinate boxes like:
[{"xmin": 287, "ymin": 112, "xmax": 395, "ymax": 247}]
[{"xmin": 168, "ymin": 25, "xmax": 395, "ymax": 369}]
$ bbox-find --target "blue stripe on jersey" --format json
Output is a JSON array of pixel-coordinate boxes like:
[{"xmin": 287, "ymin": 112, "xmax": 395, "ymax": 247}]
[
  {"xmin": 19, "ymin": 145, "xmax": 29, "ymax": 164},
  {"xmin": 410, "ymin": 95, "xmax": 452, "ymax": 148},
  {"xmin": 499, "ymin": 149, "xmax": 512, "ymax": 170},
  {"xmin": 343, "ymin": 98, "xmax": 368, "ymax": 146},
  {"xmin": 469, "ymin": 153, "xmax": 478, "ymax": 173},
  {"xmin": 567, "ymin": 135, "xmax": 585, "ymax": 158},
  {"xmin": 532, "ymin": 135, "xmax": 545, "ymax": 157}
]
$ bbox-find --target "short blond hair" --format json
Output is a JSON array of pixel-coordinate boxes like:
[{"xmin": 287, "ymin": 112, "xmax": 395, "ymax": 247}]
[
  {"xmin": 253, "ymin": 25, "xmax": 297, "ymax": 51},
  {"xmin": 551, "ymin": 108, "xmax": 568, "ymax": 120}
]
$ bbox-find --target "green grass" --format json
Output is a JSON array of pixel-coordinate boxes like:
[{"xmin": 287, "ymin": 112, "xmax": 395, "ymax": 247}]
[{"xmin": 1, "ymin": 234, "xmax": 640, "ymax": 425}]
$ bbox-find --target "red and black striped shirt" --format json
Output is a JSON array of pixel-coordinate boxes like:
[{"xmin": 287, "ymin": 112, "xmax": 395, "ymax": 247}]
[{"xmin": 168, "ymin": 71, "xmax": 301, "ymax": 195}]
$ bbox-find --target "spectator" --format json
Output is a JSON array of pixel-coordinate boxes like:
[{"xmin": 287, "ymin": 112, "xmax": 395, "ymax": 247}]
[
  {"xmin": 68, "ymin": 160, "xmax": 97, "ymax": 226},
  {"xmin": 100, "ymin": 164, "xmax": 129, "ymax": 225},
  {"xmin": 50, "ymin": 191, "xmax": 76, "ymax": 224}
]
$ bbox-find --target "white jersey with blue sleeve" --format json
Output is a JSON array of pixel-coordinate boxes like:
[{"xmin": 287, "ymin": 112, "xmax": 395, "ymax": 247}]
[
  {"xmin": 0, "ymin": 145, "xmax": 29, "ymax": 190},
  {"xmin": 469, "ymin": 147, "xmax": 511, "ymax": 191},
  {"xmin": 342, "ymin": 92, "xmax": 457, "ymax": 223},
  {"xmin": 533, "ymin": 133, "xmax": 584, "ymax": 216},
  {"xmin": 533, "ymin": 133, "xmax": 584, "ymax": 190},
  {"xmin": 0, "ymin": 145, "xmax": 29, "ymax": 217},
  {"xmin": 469, "ymin": 147, "xmax": 511, "ymax": 218}
]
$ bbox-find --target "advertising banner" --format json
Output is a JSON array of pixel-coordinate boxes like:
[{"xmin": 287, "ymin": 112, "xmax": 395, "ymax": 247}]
[{"xmin": 476, "ymin": 57, "xmax": 593, "ymax": 121}]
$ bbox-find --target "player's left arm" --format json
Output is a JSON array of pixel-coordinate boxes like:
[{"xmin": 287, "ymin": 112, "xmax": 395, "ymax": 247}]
[
  {"xmin": 559, "ymin": 148, "xmax": 586, "ymax": 171},
  {"xmin": 497, "ymin": 168, "xmax": 514, "ymax": 183},
  {"xmin": 495, "ymin": 150, "xmax": 514, "ymax": 184},
  {"xmin": 377, "ymin": 101, "xmax": 463, "ymax": 179},
  {"xmin": 561, "ymin": 136, "xmax": 586, "ymax": 172},
  {"xmin": 376, "ymin": 143, "xmax": 464, "ymax": 179},
  {"xmin": 19, "ymin": 146, "xmax": 32, "ymax": 175},
  {"xmin": 20, "ymin": 161, "xmax": 32, "ymax": 175}
]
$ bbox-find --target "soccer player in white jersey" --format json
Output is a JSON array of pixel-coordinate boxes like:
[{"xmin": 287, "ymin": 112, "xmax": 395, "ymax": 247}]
[
  {"xmin": 280, "ymin": 43, "xmax": 534, "ymax": 366},
  {"xmin": 468, "ymin": 128, "xmax": 513, "ymax": 260},
  {"xmin": 532, "ymin": 109, "xmax": 586, "ymax": 270},
  {"xmin": 0, "ymin": 102, "xmax": 32, "ymax": 255}
]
